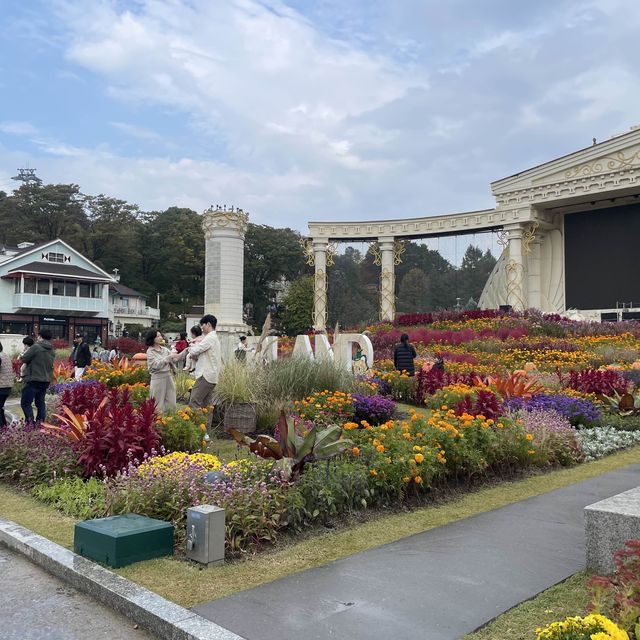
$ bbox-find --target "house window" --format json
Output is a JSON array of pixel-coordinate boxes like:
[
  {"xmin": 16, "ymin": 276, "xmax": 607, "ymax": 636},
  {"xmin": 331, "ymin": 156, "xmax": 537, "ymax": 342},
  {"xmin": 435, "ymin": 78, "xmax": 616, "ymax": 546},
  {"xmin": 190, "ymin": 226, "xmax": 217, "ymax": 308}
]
[
  {"xmin": 52, "ymin": 281, "xmax": 65, "ymax": 296},
  {"xmin": 65, "ymin": 282, "xmax": 77, "ymax": 296},
  {"xmin": 14, "ymin": 279, "xmax": 19, "ymax": 293},
  {"xmin": 79, "ymin": 283, "xmax": 91, "ymax": 298},
  {"xmin": 37, "ymin": 279, "xmax": 50, "ymax": 295},
  {"xmin": 120, "ymin": 296, "xmax": 129, "ymax": 308},
  {"xmin": 92, "ymin": 283, "xmax": 102, "ymax": 298},
  {"xmin": 24, "ymin": 278, "xmax": 36, "ymax": 293},
  {"xmin": 48, "ymin": 252, "xmax": 65, "ymax": 263}
]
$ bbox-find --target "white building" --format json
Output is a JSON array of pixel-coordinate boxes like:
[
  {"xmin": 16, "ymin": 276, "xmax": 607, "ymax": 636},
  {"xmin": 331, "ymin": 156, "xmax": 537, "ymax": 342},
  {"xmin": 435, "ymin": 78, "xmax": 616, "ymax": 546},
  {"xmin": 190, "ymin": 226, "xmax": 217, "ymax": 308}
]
[
  {"xmin": 0, "ymin": 239, "xmax": 115, "ymax": 343},
  {"xmin": 0, "ymin": 238, "xmax": 161, "ymax": 344},
  {"xmin": 109, "ymin": 282, "xmax": 160, "ymax": 336}
]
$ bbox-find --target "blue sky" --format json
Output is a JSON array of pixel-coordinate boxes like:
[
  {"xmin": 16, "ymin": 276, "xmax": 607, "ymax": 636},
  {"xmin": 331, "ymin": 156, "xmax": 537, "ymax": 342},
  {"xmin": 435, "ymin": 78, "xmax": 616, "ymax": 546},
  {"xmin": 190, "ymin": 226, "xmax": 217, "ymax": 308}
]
[{"xmin": 1, "ymin": 0, "xmax": 638, "ymax": 251}]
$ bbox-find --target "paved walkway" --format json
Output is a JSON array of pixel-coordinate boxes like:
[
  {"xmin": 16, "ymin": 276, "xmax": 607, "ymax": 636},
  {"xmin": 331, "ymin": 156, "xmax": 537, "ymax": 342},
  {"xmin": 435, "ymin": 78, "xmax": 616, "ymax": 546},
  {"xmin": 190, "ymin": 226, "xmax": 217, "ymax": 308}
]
[
  {"xmin": 0, "ymin": 547, "xmax": 157, "ymax": 640},
  {"xmin": 194, "ymin": 464, "xmax": 640, "ymax": 640}
]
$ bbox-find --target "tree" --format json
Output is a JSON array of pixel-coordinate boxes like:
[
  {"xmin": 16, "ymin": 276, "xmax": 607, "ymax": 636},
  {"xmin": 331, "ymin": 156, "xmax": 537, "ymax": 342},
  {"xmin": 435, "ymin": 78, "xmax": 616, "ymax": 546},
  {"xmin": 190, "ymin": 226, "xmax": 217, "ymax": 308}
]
[
  {"xmin": 328, "ymin": 250, "xmax": 377, "ymax": 328},
  {"xmin": 244, "ymin": 224, "xmax": 309, "ymax": 328},
  {"xmin": 397, "ymin": 267, "xmax": 430, "ymax": 313},
  {"xmin": 279, "ymin": 275, "xmax": 314, "ymax": 336},
  {"xmin": 82, "ymin": 195, "xmax": 142, "ymax": 284},
  {"xmin": 11, "ymin": 183, "xmax": 87, "ymax": 247},
  {"xmin": 457, "ymin": 246, "xmax": 497, "ymax": 304}
]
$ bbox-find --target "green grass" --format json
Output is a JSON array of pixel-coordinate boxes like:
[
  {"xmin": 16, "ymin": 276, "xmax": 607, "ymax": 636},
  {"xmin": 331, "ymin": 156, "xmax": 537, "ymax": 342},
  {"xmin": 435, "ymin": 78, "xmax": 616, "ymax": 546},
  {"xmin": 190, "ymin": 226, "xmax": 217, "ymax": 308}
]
[
  {"xmin": 1, "ymin": 445, "xmax": 638, "ymax": 609},
  {"xmin": 462, "ymin": 572, "xmax": 591, "ymax": 640}
]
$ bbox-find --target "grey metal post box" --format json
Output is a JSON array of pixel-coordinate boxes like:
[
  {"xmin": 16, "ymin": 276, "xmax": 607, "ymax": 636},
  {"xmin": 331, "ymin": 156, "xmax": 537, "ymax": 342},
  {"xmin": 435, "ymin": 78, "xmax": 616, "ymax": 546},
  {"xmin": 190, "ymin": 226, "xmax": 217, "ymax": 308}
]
[{"xmin": 185, "ymin": 505, "xmax": 225, "ymax": 566}]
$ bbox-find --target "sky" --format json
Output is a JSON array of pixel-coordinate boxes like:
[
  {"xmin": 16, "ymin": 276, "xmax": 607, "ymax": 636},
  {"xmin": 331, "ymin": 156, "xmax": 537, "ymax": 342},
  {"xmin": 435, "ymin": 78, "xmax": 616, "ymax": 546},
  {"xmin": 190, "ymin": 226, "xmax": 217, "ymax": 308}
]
[{"xmin": 1, "ymin": 0, "xmax": 639, "ymax": 256}]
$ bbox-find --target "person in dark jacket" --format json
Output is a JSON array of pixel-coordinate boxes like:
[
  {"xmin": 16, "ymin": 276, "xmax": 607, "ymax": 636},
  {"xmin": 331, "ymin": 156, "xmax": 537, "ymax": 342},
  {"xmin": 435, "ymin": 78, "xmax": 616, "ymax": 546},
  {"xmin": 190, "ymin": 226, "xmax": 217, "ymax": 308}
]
[
  {"xmin": 20, "ymin": 329, "xmax": 55, "ymax": 423},
  {"xmin": 72, "ymin": 334, "xmax": 92, "ymax": 379},
  {"xmin": 393, "ymin": 333, "xmax": 417, "ymax": 376}
]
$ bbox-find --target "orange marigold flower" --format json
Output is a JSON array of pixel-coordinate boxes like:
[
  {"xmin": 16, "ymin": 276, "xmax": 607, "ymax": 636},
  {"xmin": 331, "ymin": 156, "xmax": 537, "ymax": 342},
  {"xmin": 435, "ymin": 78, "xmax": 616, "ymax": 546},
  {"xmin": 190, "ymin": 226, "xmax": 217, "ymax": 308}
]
[
  {"xmin": 414, "ymin": 453, "xmax": 424, "ymax": 463},
  {"xmin": 414, "ymin": 475, "xmax": 423, "ymax": 484},
  {"xmin": 526, "ymin": 433, "xmax": 534, "ymax": 441},
  {"xmin": 376, "ymin": 444, "xmax": 385, "ymax": 453},
  {"xmin": 352, "ymin": 447, "xmax": 360, "ymax": 456}
]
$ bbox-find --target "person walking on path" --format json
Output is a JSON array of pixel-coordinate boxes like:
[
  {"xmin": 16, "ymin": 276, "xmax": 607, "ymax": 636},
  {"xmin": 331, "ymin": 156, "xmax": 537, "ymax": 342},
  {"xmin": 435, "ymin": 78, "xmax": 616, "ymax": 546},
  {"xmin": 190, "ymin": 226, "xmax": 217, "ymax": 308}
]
[
  {"xmin": 72, "ymin": 334, "xmax": 92, "ymax": 379},
  {"xmin": 0, "ymin": 343, "xmax": 15, "ymax": 427},
  {"xmin": 188, "ymin": 314, "xmax": 221, "ymax": 410},
  {"xmin": 393, "ymin": 332, "xmax": 417, "ymax": 376},
  {"xmin": 145, "ymin": 329, "xmax": 185, "ymax": 413},
  {"xmin": 20, "ymin": 329, "xmax": 55, "ymax": 423}
]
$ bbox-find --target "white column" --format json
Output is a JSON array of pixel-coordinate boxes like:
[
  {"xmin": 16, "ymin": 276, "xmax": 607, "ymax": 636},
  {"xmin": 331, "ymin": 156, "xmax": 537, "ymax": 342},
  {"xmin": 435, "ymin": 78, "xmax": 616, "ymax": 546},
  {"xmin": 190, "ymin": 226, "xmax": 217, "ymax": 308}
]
[
  {"xmin": 379, "ymin": 237, "xmax": 395, "ymax": 322},
  {"xmin": 312, "ymin": 240, "xmax": 328, "ymax": 331},
  {"xmin": 202, "ymin": 207, "xmax": 249, "ymax": 334},
  {"xmin": 505, "ymin": 224, "xmax": 526, "ymax": 310},
  {"xmin": 527, "ymin": 233, "xmax": 543, "ymax": 311}
]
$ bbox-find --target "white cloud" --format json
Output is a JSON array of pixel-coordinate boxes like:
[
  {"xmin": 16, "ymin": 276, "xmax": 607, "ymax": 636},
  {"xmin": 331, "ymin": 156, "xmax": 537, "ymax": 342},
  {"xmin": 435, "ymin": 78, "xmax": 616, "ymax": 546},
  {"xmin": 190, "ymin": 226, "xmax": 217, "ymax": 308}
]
[
  {"xmin": 0, "ymin": 121, "xmax": 39, "ymax": 136},
  {"xmin": 2, "ymin": 0, "xmax": 639, "ymax": 233},
  {"xmin": 109, "ymin": 121, "xmax": 162, "ymax": 141}
]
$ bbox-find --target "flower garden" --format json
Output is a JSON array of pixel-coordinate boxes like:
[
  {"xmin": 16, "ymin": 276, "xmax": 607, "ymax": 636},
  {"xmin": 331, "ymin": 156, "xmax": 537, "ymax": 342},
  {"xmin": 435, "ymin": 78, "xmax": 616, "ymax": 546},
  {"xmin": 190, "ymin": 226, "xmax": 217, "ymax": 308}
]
[{"xmin": 2, "ymin": 309, "xmax": 640, "ymax": 637}]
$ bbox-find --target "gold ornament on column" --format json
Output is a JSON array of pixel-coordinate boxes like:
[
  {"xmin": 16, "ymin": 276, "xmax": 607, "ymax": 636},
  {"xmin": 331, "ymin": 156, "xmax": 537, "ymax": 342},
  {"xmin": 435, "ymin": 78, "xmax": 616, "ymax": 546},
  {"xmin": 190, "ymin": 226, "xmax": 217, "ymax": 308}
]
[
  {"xmin": 368, "ymin": 241, "xmax": 382, "ymax": 266},
  {"xmin": 393, "ymin": 240, "xmax": 406, "ymax": 266},
  {"xmin": 314, "ymin": 268, "xmax": 328, "ymax": 328},
  {"xmin": 379, "ymin": 268, "xmax": 395, "ymax": 321},
  {"xmin": 505, "ymin": 260, "xmax": 526, "ymax": 309},
  {"xmin": 326, "ymin": 243, "xmax": 338, "ymax": 267},
  {"xmin": 300, "ymin": 238, "xmax": 315, "ymax": 266},
  {"xmin": 496, "ymin": 229, "xmax": 509, "ymax": 247},
  {"xmin": 522, "ymin": 222, "xmax": 539, "ymax": 254}
]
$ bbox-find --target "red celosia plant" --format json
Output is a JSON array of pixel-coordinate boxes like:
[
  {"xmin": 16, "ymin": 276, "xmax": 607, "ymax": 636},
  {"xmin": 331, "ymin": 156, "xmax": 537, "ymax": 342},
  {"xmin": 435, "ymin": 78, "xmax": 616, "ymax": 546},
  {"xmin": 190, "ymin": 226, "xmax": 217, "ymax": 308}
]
[
  {"xmin": 455, "ymin": 389, "xmax": 502, "ymax": 420},
  {"xmin": 564, "ymin": 368, "xmax": 629, "ymax": 397},
  {"xmin": 77, "ymin": 388, "xmax": 159, "ymax": 477},
  {"xmin": 588, "ymin": 539, "xmax": 640, "ymax": 635}
]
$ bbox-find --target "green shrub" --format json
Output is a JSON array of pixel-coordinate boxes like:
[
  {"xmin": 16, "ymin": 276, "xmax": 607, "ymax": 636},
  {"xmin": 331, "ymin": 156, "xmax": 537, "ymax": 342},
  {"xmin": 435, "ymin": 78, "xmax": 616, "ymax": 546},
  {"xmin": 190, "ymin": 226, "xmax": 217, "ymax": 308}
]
[
  {"xmin": 286, "ymin": 459, "xmax": 372, "ymax": 528},
  {"xmin": 600, "ymin": 413, "xmax": 640, "ymax": 431},
  {"xmin": 32, "ymin": 477, "xmax": 107, "ymax": 519}
]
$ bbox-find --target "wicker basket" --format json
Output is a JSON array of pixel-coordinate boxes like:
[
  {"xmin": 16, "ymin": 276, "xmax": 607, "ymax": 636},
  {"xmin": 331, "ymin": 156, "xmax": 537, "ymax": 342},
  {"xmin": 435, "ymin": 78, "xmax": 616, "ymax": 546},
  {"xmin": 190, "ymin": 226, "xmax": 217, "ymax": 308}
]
[{"xmin": 223, "ymin": 402, "xmax": 257, "ymax": 434}]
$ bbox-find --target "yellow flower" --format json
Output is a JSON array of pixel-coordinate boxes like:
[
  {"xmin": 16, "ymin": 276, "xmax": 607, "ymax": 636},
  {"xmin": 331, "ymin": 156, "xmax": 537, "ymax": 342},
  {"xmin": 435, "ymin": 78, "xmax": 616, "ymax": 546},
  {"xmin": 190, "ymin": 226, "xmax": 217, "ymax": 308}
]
[
  {"xmin": 414, "ymin": 453, "xmax": 424, "ymax": 463},
  {"xmin": 414, "ymin": 475, "xmax": 423, "ymax": 484},
  {"xmin": 352, "ymin": 447, "xmax": 360, "ymax": 456},
  {"xmin": 376, "ymin": 444, "xmax": 385, "ymax": 453},
  {"xmin": 526, "ymin": 433, "xmax": 534, "ymax": 441}
]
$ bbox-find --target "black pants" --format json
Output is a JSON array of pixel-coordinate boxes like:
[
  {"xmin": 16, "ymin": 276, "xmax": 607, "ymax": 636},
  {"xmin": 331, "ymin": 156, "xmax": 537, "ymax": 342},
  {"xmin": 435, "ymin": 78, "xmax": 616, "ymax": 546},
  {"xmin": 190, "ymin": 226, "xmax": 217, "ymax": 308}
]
[
  {"xmin": 21, "ymin": 381, "xmax": 49, "ymax": 423},
  {"xmin": 0, "ymin": 388, "xmax": 10, "ymax": 427}
]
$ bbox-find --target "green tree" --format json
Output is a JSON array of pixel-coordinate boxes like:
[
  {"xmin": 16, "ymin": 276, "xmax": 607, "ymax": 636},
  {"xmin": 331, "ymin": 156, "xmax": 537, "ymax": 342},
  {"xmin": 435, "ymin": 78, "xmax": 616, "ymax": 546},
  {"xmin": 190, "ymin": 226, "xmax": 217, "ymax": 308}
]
[
  {"xmin": 279, "ymin": 275, "xmax": 314, "ymax": 335},
  {"xmin": 82, "ymin": 195, "xmax": 142, "ymax": 284},
  {"xmin": 137, "ymin": 207, "xmax": 206, "ymax": 317},
  {"xmin": 244, "ymin": 224, "xmax": 309, "ymax": 329},
  {"xmin": 328, "ymin": 248, "xmax": 377, "ymax": 328},
  {"xmin": 10, "ymin": 183, "xmax": 87, "ymax": 247},
  {"xmin": 457, "ymin": 245, "xmax": 497, "ymax": 304},
  {"xmin": 397, "ymin": 267, "xmax": 431, "ymax": 313}
]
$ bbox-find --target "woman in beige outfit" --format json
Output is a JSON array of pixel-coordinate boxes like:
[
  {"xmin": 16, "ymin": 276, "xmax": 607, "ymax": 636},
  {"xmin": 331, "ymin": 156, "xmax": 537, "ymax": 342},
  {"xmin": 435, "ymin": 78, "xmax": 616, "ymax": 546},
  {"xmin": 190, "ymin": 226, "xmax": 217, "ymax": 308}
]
[{"xmin": 145, "ymin": 330, "xmax": 185, "ymax": 413}]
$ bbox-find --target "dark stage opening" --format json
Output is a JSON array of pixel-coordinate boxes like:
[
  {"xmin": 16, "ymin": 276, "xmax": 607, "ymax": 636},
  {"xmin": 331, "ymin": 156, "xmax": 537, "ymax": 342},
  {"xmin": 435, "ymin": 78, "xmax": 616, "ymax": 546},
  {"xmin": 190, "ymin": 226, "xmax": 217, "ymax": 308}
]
[{"xmin": 564, "ymin": 202, "xmax": 640, "ymax": 309}]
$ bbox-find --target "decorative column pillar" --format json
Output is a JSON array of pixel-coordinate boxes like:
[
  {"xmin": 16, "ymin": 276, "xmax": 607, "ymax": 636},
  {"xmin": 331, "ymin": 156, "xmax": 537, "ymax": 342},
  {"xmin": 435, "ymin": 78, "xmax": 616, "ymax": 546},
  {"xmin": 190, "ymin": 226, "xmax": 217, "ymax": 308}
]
[
  {"xmin": 505, "ymin": 223, "xmax": 526, "ymax": 310},
  {"xmin": 312, "ymin": 240, "xmax": 328, "ymax": 331},
  {"xmin": 525, "ymin": 223, "xmax": 542, "ymax": 311},
  {"xmin": 379, "ymin": 237, "xmax": 396, "ymax": 322},
  {"xmin": 202, "ymin": 205, "xmax": 249, "ymax": 335}
]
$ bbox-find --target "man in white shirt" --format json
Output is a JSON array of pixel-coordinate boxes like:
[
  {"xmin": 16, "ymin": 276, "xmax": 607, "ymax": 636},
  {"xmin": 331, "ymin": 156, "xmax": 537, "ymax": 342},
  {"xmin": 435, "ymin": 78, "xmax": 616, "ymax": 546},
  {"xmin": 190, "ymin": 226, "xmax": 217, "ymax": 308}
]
[{"xmin": 188, "ymin": 314, "xmax": 221, "ymax": 409}]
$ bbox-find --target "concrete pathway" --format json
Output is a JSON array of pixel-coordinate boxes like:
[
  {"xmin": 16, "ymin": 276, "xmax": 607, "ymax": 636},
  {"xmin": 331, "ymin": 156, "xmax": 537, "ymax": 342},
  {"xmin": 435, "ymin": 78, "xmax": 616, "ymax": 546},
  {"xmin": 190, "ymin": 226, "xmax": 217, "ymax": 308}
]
[
  {"xmin": 0, "ymin": 546, "xmax": 157, "ymax": 640},
  {"xmin": 194, "ymin": 464, "xmax": 640, "ymax": 640}
]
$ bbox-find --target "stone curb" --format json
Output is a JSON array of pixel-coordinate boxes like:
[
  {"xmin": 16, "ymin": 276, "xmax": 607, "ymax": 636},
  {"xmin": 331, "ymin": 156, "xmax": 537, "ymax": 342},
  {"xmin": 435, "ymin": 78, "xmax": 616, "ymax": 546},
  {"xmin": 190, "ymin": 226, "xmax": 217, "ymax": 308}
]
[{"xmin": 0, "ymin": 518, "xmax": 245, "ymax": 640}]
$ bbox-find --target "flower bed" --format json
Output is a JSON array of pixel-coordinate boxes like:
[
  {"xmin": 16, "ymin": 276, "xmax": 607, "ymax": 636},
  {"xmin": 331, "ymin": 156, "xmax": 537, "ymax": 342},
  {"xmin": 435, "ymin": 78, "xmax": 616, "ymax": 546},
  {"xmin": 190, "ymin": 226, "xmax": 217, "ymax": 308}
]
[{"xmin": 3, "ymin": 310, "xmax": 640, "ymax": 559}]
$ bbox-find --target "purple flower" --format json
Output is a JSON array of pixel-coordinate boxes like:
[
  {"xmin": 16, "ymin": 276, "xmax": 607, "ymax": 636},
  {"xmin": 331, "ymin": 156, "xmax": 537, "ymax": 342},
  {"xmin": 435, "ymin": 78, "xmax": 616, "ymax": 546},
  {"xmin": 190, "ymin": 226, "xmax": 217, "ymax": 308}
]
[
  {"xmin": 352, "ymin": 394, "xmax": 396, "ymax": 425},
  {"xmin": 503, "ymin": 393, "xmax": 601, "ymax": 427}
]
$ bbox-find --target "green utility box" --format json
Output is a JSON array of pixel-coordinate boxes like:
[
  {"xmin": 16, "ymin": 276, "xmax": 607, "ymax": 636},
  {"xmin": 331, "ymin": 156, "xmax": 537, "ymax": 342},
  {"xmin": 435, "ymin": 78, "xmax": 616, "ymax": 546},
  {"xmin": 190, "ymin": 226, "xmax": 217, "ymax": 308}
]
[{"xmin": 74, "ymin": 514, "xmax": 174, "ymax": 568}]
